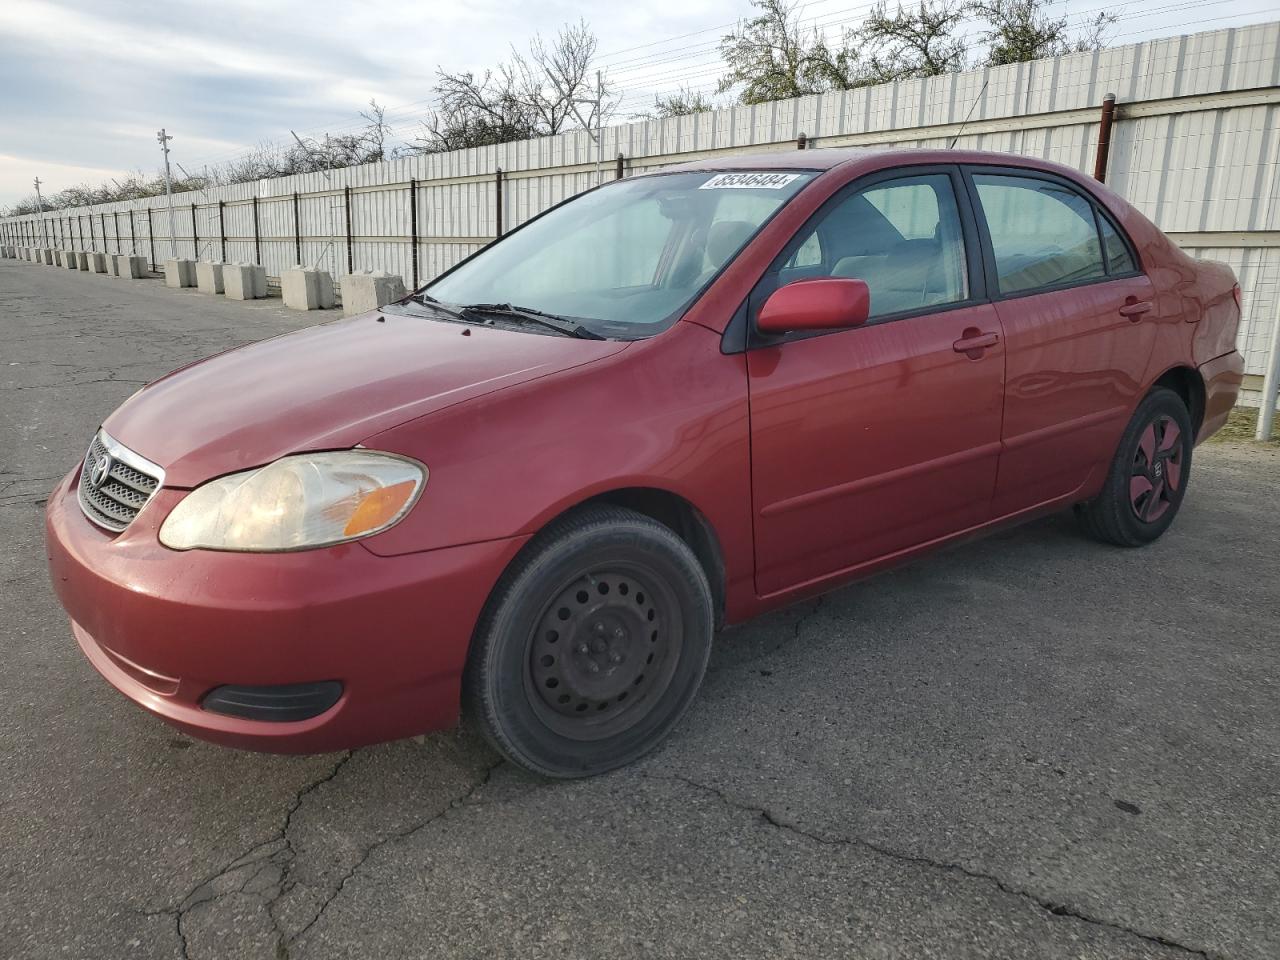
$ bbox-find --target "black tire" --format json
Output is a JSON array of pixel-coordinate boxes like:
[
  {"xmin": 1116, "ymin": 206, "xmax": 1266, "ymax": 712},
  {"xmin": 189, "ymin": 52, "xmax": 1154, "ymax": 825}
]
[
  {"xmin": 463, "ymin": 505, "xmax": 714, "ymax": 778},
  {"xmin": 1077, "ymin": 387, "xmax": 1193, "ymax": 547}
]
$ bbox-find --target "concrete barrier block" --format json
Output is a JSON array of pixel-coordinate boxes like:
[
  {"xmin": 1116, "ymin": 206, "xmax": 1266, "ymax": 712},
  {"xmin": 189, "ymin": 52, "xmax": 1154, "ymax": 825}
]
[
  {"xmin": 224, "ymin": 262, "xmax": 267, "ymax": 300},
  {"xmin": 114, "ymin": 254, "xmax": 145, "ymax": 279},
  {"xmin": 86, "ymin": 252, "xmax": 107, "ymax": 273},
  {"xmin": 282, "ymin": 266, "xmax": 335, "ymax": 310},
  {"xmin": 195, "ymin": 261, "xmax": 225, "ymax": 295},
  {"xmin": 340, "ymin": 270, "xmax": 408, "ymax": 317},
  {"xmin": 45, "ymin": 248, "xmax": 57, "ymax": 265},
  {"xmin": 75, "ymin": 251, "xmax": 90, "ymax": 270},
  {"xmin": 104, "ymin": 254, "xmax": 121, "ymax": 276},
  {"xmin": 164, "ymin": 258, "xmax": 196, "ymax": 288},
  {"xmin": 66, "ymin": 251, "xmax": 81, "ymax": 270}
]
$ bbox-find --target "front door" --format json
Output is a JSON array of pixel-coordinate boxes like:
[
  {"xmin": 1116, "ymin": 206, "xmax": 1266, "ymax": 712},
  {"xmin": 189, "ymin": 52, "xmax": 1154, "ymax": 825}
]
[{"xmin": 746, "ymin": 169, "xmax": 1006, "ymax": 597}]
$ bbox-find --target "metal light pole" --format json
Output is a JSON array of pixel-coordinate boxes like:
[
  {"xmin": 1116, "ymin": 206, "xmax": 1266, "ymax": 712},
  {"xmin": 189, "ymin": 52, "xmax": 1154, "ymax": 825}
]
[
  {"xmin": 33, "ymin": 177, "xmax": 48, "ymax": 247},
  {"xmin": 157, "ymin": 128, "xmax": 177, "ymax": 258}
]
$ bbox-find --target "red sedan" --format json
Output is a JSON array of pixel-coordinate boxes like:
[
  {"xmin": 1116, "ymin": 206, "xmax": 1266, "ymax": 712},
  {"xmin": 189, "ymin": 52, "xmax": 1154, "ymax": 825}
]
[{"xmin": 46, "ymin": 148, "xmax": 1244, "ymax": 777}]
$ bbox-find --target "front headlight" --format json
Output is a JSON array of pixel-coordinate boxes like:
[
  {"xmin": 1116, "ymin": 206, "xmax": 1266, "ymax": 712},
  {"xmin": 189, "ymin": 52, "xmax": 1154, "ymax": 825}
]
[{"xmin": 159, "ymin": 451, "xmax": 426, "ymax": 552}]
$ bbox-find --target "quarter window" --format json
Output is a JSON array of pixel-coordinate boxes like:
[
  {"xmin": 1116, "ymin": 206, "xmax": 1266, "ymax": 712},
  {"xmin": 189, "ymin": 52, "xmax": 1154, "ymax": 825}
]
[
  {"xmin": 973, "ymin": 174, "xmax": 1106, "ymax": 295},
  {"xmin": 1098, "ymin": 213, "xmax": 1138, "ymax": 274},
  {"xmin": 781, "ymin": 174, "xmax": 969, "ymax": 319}
]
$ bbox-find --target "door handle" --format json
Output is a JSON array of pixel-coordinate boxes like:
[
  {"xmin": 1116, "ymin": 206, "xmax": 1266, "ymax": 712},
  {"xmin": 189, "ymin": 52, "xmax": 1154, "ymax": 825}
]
[
  {"xmin": 1119, "ymin": 300, "xmax": 1153, "ymax": 320},
  {"xmin": 953, "ymin": 330, "xmax": 999, "ymax": 357}
]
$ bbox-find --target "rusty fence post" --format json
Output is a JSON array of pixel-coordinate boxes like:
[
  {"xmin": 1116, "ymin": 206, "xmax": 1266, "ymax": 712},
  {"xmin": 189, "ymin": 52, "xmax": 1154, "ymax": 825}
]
[
  {"xmin": 218, "ymin": 200, "xmax": 226, "ymax": 262},
  {"xmin": 252, "ymin": 196, "xmax": 261, "ymax": 266},
  {"xmin": 293, "ymin": 192, "xmax": 302, "ymax": 265},
  {"xmin": 190, "ymin": 202, "xmax": 198, "ymax": 259},
  {"xmin": 148, "ymin": 208, "xmax": 156, "ymax": 270},
  {"xmin": 344, "ymin": 185, "xmax": 354, "ymax": 273},
  {"xmin": 616, "ymin": 153, "xmax": 624, "ymax": 179},
  {"xmin": 409, "ymin": 177, "xmax": 419, "ymax": 289},
  {"xmin": 1093, "ymin": 93, "xmax": 1116, "ymax": 183},
  {"xmin": 495, "ymin": 167, "xmax": 504, "ymax": 238},
  {"xmin": 128, "ymin": 209, "xmax": 136, "ymax": 256}
]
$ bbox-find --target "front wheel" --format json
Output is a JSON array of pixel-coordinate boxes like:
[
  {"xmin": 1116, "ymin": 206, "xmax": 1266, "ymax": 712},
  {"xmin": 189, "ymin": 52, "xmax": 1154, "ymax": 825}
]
[
  {"xmin": 463, "ymin": 505, "xmax": 714, "ymax": 778},
  {"xmin": 1077, "ymin": 387, "xmax": 1193, "ymax": 547}
]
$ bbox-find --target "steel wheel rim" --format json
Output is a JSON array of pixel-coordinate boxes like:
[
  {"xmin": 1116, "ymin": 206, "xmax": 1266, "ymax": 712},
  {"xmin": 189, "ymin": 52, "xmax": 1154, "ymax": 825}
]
[
  {"xmin": 1129, "ymin": 414, "xmax": 1183, "ymax": 523},
  {"xmin": 523, "ymin": 563, "xmax": 682, "ymax": 741}
]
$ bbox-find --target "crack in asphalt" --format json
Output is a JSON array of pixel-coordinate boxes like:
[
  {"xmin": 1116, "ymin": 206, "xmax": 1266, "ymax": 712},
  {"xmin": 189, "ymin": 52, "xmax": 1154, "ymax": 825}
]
[
  {"xmin": 141, "ymin": 751, "xmax": 504, "ymax": 960},
  {"xmin": 283, "ymin": 758, "xmax": 505, "ymax": 952},
  {"xmin": 140, "ymin": 751, "xmax": 353, "ymax": 960},
  {"xmin": 709, "ymin": 595, "xmax": 826, "ymax": 680},
  {"xmin": 657, "ymin": 774, "xmax": 1214, "ymax": 960}
]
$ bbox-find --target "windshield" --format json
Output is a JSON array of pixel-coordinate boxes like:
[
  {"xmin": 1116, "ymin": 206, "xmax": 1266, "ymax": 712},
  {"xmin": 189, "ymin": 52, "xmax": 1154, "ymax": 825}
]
[{"xmin": 424, "ymin": 170, "xmax": 815, "ymax": 338}]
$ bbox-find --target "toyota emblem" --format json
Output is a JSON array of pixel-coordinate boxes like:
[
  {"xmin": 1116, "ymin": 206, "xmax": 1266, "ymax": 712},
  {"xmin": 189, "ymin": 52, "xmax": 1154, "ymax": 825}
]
[{"xmin": 90, "ymin": 455, "xmax": 113, "ymax": 489}]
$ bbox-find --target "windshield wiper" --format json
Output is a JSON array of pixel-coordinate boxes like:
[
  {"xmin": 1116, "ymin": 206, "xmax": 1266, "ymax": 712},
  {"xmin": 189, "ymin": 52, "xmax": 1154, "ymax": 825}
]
[
  {"xmin": 404, "ymin": 292, "xmax": 468, "ymax": 320},
  {"xmin": 459, "ymin": 302, "xmax": 605, "ymax": 340}
]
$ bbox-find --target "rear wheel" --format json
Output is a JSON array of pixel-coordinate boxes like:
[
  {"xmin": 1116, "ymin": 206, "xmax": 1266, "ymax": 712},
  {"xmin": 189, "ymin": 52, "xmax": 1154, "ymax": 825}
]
[
  {"xmin": 1077, "ymin": 387, "xmax": 1193, "ymax": 547},
  {"xmin": 464, "ymin": 505, "xmax": 714, "ymax": 778}
]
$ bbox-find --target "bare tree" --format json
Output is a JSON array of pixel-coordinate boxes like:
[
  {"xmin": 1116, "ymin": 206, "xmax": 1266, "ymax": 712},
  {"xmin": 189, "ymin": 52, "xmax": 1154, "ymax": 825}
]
[
  {"xmin": 860, "ymin": 1, "xmax": 968, "ymax": 84},
  {"xmin": 637, "ymin": 86, "xmax": 718, "ymax": 120},
  {"xmin": 358, "ymin": 99, "xmax": 394, "ymax": 162},
  {"xmin": 970, "ymin": 0, "xmax": 1116, "ymax": 66},
  {"xmin": 718, "ymin": 0, "xmax": 865, "ymax": 104},
  {"xmin": 417, "ymin": 20, "xmax": 613, "ymax": 153}
]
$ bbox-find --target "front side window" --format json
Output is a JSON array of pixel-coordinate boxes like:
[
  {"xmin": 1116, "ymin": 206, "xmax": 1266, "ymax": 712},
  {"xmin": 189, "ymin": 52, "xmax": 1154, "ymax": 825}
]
[
  {"xmin": 776, "ymin": 173, "xmax": 969, "ymax": 319},
  {"xmin": 973, "ymin": 174, "xmax": 1106, "ymax": 295},
  {"xmin": 425, "ymin": 170, "xmax": 814, "ymax": 338}
]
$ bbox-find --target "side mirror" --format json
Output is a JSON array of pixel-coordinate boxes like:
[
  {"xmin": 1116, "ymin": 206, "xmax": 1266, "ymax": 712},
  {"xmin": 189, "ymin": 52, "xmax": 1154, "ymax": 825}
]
[{"xmin": 757, "ymin": 278, "xmax": 870, "ymax": 335}]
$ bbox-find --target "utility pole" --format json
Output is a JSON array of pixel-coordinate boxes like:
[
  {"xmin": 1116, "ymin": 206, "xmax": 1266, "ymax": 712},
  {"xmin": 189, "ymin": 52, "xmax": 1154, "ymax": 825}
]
[
  {"xmin": 595, "ymin": 70, "xmax": 604, "ymax": 186},
  {"xmin": 291, "ymin": 130, "xmax": 339, "ymax": 282},
  {"xmin": 33, "ymin": 177, "xmax": 48, "ymax": 247},
  {"xmin": 157, "ymin": 128, "xmax": 177, "ymax": 258}
]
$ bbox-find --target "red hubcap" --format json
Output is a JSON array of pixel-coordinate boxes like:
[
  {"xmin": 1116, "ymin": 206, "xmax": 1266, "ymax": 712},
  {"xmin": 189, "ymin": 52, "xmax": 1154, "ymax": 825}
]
[{"xmin": 1130, "ymin": 415, "xmax": 1182, "ymax": 523}]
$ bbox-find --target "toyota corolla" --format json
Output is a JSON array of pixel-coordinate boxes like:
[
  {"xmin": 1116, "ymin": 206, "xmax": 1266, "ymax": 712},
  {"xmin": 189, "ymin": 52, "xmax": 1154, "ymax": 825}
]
[{"xmin": 46, "ymin": 148, "xmax": 1244, "ymax": 777}]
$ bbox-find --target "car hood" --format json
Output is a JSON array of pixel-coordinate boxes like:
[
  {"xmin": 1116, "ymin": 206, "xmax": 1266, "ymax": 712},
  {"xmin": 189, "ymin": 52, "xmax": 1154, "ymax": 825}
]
[{"xmin": 103, "ymin": 310, "xmax": 628, "ymax": 487}]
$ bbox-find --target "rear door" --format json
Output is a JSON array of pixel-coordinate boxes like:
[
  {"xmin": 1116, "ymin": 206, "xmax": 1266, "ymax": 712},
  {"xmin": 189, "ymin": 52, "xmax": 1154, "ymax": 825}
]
[
  {"xmin": 746, "ymin": 167, "xmax": 1006, "ymax": 596},
  {"xmin": 964, "ymin": 168, "xmax": 1157, "ymax": 517}
]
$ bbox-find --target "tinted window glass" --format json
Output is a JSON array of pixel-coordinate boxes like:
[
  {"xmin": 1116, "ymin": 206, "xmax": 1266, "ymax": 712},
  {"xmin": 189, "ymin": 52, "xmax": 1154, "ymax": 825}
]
[
  {"xmin": 1098, "ymin": 213, "xmax": 1137, "ymax": 274},
  {"xmin": 784, "ymin": 174, "xmax": 969, "ymax": 319},
  {"xmin": 973, "ymin": 174, "xmax": 1105, "ymax": 294}
]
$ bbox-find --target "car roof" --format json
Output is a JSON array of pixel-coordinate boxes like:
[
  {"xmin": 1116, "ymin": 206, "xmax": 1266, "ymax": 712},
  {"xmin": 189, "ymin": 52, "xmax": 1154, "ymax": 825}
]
[{"xmin": 663, "ymin": 146, "xmax": 1081, "ymax": 179}]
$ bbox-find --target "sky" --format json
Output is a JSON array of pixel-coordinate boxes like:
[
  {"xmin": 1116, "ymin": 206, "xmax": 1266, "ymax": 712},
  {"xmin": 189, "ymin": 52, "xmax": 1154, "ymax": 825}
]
[{"xmin": 1, "ymin": 0, "xmax": 1278, "ymax": 207}]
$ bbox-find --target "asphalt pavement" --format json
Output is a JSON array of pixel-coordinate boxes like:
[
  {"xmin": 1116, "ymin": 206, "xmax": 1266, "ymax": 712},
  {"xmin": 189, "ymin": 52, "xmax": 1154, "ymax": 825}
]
[{"xmin": 2, "ymin": 257, "xmax": 1277, "ymax": 960}]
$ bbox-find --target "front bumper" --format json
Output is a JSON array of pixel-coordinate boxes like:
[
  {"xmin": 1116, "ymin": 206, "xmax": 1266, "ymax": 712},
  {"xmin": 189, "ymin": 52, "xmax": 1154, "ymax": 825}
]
[
  {"xmin": 45, "ymin": 469, "xmax": 527, "ymax": 753},
  {"xmin": 1197, "ymin": 349, "xmax": 1245, "ymax": 444}
]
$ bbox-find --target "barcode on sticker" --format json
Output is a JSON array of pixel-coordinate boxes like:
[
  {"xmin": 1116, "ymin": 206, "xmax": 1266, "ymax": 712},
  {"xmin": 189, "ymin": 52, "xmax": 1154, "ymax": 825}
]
[{"xmin": 699, "ymin": 172, "xmax": 801, "ymax": 190}]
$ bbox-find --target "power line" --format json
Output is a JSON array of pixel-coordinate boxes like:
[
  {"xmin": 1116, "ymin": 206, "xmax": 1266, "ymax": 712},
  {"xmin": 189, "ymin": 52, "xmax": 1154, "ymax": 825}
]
[{"xmin": 178, "ymin": 0, "xmax": 1277, "ymax": 172}]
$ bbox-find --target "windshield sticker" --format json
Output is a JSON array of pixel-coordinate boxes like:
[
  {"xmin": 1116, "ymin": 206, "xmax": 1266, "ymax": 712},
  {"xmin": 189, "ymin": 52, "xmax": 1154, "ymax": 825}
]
[{"xmin": 699, "ymin": 172, "xmax": 802, "ymax": 190}]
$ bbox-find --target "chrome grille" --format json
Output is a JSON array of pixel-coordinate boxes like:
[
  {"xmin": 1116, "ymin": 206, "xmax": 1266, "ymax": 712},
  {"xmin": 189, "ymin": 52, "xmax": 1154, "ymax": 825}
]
[{"xmin": 77, "ymin": 431, "xmax": 165, "ymax": 532}]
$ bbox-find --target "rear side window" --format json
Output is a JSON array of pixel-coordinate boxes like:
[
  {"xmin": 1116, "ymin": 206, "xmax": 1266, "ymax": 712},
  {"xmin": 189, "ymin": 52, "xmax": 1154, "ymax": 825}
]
[
  {"xmin": 783, "ymin": 173, "xmax": 969, "ymax": 319},
  {"xmin": 1098, "ymin": 213, "xmax": 1137, "ymax": 274},
  {"xmin": 973, "ymin": 174, "xmax": 1105, "ymax": 295}
]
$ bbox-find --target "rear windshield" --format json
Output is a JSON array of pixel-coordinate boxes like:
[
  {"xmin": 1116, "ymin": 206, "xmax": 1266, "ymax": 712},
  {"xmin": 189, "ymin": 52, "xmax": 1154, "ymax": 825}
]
[{"xmin": 425, "ymin": 170, "xmax": 815, "ymax": 339}]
